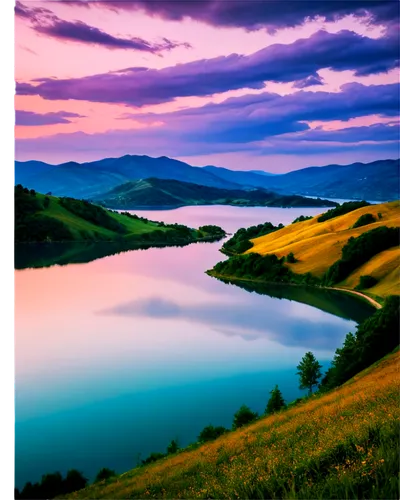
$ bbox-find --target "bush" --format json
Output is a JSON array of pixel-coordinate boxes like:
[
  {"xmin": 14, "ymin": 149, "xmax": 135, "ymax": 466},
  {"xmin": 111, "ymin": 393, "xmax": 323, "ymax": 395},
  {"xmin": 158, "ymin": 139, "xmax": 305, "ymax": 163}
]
[
  {"xmin": 95, "ymin": 468, "xmax": 116, "ymax": 482},
  {"xmin": 352, "ymin": 213, "xmax": 376, "ymax": 229},
  {"xmin": 198, "ymin": 425, "xmax": 228, "ymax": 443},
  {"xmin": 286, "ymin": 252, "xmax": 297, "ymax": 263},
  {"xmin": 141, "ymin": 452, "xmax": 165, "ymax": 465},
  {"xmin": 356, "ymin": 275, "xmax": 378, "ymax": 290},
  {"xmin": 232, "ymin": 405, "xmax": 258, "ymax": 430},
  {"xmin": 324, "ymin": 226, "xmax": 399, "ymax": 285}
]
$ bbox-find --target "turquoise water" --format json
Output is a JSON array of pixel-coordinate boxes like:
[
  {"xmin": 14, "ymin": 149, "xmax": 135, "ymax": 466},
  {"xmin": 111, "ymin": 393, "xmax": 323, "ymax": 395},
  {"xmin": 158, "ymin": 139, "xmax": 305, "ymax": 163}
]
[{"xmin": 15, "ymin": 205, "xmax": 374, "ymax": 488}]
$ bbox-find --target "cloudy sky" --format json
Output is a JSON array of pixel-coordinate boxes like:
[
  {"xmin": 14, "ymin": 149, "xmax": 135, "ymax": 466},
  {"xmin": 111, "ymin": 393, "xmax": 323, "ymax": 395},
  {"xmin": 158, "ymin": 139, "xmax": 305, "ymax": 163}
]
[{"xmin": 14, "ymin": 0, "xmax": 399, "ymax": 172}]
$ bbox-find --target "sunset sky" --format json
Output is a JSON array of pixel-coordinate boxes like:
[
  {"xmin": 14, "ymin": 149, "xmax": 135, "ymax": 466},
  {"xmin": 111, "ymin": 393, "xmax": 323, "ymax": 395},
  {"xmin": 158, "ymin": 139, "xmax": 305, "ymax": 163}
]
[{"xmin": 14, "ymin": 0, "xmax": 399, "ymax": 172}]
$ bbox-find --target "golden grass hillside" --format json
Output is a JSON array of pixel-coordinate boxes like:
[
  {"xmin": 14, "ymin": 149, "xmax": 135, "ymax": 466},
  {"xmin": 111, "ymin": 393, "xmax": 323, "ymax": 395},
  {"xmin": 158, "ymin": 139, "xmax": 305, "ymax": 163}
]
[
  {"xmin": 247, "ymin": 201, "xmax": 400, "ymax": 297},
  {"xmin": 66, "ymin": 351, "xmax": 400, "ymax": 499}
]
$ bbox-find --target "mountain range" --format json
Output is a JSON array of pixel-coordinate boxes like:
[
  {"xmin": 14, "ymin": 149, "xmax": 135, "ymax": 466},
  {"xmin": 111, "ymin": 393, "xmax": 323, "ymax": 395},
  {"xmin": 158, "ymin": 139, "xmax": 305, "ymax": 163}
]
[
  {"xmin": 93, "ymin": 178, "xmax": 337, "ymax": 209},
  {"xmin": 15, "ymin": 156, "xmax": 399, "ymax": 202}
]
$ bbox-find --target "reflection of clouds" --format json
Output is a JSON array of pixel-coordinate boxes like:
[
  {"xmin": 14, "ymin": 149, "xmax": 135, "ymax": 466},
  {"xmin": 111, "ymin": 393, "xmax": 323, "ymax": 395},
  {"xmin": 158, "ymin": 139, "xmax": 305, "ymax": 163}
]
[{"xmin": 98, "ymin": 295, "xmax": 354, "ymax": 351}]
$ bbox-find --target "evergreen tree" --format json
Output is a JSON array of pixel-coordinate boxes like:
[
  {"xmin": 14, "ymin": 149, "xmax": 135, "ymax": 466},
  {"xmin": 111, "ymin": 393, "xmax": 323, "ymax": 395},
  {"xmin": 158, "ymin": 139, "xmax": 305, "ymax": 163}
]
[
  {"xmin": 265, "ymin": 385, "xmax": 285, "ymax": 414},
  {"xmin": 297, "ymin": 352, "xmax": 322, "ymax": 394}
]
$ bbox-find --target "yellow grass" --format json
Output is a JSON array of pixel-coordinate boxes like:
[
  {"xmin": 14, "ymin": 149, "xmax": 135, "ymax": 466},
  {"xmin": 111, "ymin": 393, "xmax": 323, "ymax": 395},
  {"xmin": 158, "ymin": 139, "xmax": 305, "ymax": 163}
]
[
  {"xmin": 247, "ymin": 201, "xmax": 400, "ymax": 296},
  {"xmin": 67, "ymin": 351, "xmax": 400, "ymax": 499}
]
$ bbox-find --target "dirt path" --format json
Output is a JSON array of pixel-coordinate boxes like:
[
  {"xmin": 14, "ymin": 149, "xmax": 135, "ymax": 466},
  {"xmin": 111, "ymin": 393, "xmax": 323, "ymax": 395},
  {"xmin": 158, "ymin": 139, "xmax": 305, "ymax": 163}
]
[{"xmin": 330, "ymin": 287, "xmax": 382, "ymax": 309}]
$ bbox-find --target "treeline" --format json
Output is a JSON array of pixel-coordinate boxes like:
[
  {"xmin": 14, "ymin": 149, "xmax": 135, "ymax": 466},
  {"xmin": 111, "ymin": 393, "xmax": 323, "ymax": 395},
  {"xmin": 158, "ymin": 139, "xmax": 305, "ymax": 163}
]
[
  {"xmin": 323, "ymin": 226, "xmax": 399, "ymax": 285},
  {"xmin": 222, "ymin": 222, "xmax": 283, "ymax": 254},
  {"xmin": 292, "ymin": 215, "xmax": 313, "ymax": 224},
  {"xmin": 212, "ymin": 253, "xmax": 319, "ymax": 286},
  {"xmin": 321, "ymin": 295, "xmax": 399, "ymax": 389},
  {"xmin": 317, "ymin": 200, "xmax": 371, "ymax": 222}
]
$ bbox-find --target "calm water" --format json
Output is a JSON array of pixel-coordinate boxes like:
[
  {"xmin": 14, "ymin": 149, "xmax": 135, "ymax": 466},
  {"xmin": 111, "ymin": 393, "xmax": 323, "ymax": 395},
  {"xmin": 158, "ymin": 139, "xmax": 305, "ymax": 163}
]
[{"xmin": 15, "ymin": 205, "xmax": 374, "ymax": 487}]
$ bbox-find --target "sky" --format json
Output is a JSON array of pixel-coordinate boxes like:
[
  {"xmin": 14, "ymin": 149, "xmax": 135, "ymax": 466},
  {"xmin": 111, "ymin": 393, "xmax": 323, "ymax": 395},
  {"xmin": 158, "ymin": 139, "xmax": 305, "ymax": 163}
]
[{"xmin": 14, "ymin": 0, "xmax": 400, "ymax": 172}]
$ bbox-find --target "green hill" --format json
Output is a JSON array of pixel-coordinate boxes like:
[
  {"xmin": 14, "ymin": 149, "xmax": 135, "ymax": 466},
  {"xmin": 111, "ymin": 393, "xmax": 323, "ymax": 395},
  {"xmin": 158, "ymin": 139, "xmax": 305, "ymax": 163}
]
[
  {"xmin": 93, "ymin": 177, "xmax": 337, "ymax": 209},
  {"xmin": 14, "ymin": 185, "xmax": 225, "ymax": 267}
]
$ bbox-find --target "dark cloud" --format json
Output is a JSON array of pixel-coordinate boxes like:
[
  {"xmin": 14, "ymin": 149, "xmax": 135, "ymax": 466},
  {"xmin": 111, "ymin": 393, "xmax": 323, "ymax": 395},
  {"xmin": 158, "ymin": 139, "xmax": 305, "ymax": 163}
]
[
  {"xmin": 290, "ymin": 122, "xmax": 400, "ymax": 143},
  {"xmin": 62, "ymin": 0, "xmax": 399, "ymax": 32},
  {"xmin": 15, "ymin": 1, "xmax": 190, "ymax": 53},
  {"xmin": 15, "ymin": 110, "xmax": 85, "ymax": 126},
  {"xmin": 15, "ymin": 83, "xmax": 400, "ymax": 158},
  {"xmin": 293, "ymin": 74, "xmax": 324, "ymax": 89},
  {"xmin": 16, "ymin": 29, "xmax": 399, "ymax": 106}
]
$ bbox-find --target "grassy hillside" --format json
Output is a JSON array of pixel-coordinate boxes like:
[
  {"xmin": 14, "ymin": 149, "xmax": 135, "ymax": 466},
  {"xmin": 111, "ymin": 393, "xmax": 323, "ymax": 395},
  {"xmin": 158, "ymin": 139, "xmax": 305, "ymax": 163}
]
[
  {"xmin": 15, "ymin": 186, "xmax": 225, "ymax": 266},
  {"xmin": 65, "ymin": 350, "xmax": 400, "ymax": 499},
  {"xmin": 94, "ymin": 177, "xmax": 337, "ymax": 209},
  {"xmin": 246, "ymin": 201, "xmax": 399, "ymax": 297}
]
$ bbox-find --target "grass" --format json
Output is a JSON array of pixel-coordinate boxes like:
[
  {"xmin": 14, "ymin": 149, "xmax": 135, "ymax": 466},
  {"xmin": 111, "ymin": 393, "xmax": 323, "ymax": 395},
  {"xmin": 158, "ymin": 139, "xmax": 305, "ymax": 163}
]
[
  {"xmin": 64, "ymin": 351, "xmax": 400, "ymax": 499},
  {"xmin": 246, "ymin": 201, "xmax": 400, "ymax": 297},
  {"xmin": 39, "ymin": 193, "xmax": 165, "ymax": 240}
]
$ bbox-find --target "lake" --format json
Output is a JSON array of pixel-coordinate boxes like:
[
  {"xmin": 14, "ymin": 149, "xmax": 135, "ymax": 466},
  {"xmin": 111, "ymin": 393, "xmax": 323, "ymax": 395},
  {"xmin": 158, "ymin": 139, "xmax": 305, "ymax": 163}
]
[{"xmin": 14, "ymin": 205, "xmax": 374, "ymax": 488}]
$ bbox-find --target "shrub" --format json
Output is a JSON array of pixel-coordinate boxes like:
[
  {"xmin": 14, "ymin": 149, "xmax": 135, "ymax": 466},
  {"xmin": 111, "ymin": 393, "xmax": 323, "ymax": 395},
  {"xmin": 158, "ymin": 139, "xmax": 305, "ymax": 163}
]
[
  {"xmin": 95, "ymin": 468, "xmax": 116, "ymax": 482},
  {"xmin": 141, "ymin": 452, "xmax": 165, "ymax": 465},
  {"xmin": 356, "ymin": 275, "xmax": 378, "ymax": 290},
  {"xmin": 286, "ymin": 252, "xmax": 297, "ymax": 263},
  {"xmin": 222, "ymin": 222, "xmax": 282, "ymax": 254},
  {"xmin": 198, "ymin": 425, "xmax": 228, "ymax": 443},
  {"xmin": 232, "ymin": 405, "xmax": 258, "ymax": 430},
  {"xmin": 352, "ymin": 213, "xmax": 376, "ymax": 228},
  {"xmin": 167, "ymin": 439, "xmax": 179, "ymax": 455},
  {"xmin": 292, "ymin": 215, "xmax": 313, "ymax": 224}
]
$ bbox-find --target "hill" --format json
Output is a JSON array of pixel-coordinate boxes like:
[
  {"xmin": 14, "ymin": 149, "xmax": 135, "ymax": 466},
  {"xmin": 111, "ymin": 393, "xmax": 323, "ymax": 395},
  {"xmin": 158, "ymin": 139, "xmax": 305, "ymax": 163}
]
[
  {"xmin": 63, "ymin": 349, "xmax": 399, "ymax": 499},
  {"xmin": 14, "ymin": 185, "xmax": 225, "ymax": 267},
  {"xmin": 93, "ymin": 178, "xmax": 338, "ymax": 209},
  {"xmin": 210, "ymin": 201, "xmax": 400, "ymax": 300},
  {"xmin": 15, "ymin": 156, "xmax": 399, "ymax": 202},
  {"xmin": 14, "ymin": 155, "xmax": 240, "ymax": 199},
  {"xmin": 239, "ymin": 159, "xmax": 399, "ymax": 201}
]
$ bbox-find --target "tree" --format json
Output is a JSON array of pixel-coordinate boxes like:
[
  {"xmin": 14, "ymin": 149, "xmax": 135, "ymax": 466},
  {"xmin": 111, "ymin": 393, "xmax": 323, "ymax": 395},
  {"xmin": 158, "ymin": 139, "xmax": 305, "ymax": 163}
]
[
  {"xmin": 265, "ymin": 385, "xmax": 285, "ymax": 414},
  {"xmin": 167, "ymin": 439, "xmax": 179, "ymax": 455},
  {"xmin": 63, "ymin": 469, "xmax": 88, "ymax": 493},
  {"xmin": 297, "ymin": 352, "xmax": 322, "ymax": 395},
  {"xmin": 198, "ymin": 425, "xmax": 227, "ymax": 443},
  {"xmin": 95, "ymin": 468, "xmax": 116, "ymax": 482},
  {"xmin": 286, "ymin": 252, "xmax": 297, "ymax": 263},
  {"xmin": 232, "ymin": 405, "xmax": 258, "ymax": 430}
]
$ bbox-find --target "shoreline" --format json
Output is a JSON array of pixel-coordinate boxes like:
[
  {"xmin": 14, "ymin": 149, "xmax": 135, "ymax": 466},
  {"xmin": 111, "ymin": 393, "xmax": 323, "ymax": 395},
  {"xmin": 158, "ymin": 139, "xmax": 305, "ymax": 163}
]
[{"xmin": 207, "ymin": 271, "xmax": 382, "ymax": 310}]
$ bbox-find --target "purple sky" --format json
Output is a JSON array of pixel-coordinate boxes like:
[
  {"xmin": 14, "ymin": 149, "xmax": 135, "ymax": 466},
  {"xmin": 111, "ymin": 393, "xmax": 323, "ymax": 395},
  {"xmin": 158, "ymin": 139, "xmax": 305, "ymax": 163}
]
[{"xmin": 15, "ymin": 0, "xmax": 399, "ymax": 172}]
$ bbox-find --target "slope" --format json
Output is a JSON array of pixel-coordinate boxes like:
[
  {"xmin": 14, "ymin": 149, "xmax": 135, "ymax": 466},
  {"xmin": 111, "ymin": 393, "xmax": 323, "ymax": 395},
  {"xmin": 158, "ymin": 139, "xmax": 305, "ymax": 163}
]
[
  {"xmin": 65, "ymin": 350, "xmax": 400, "ymax": 499},
  {"xmin": 94, "ymin": 177, "xmax": 337, "ymax": 209},
  {"xmin": 15, "ymin": 186, "xmax": 225, "ymax": 252},
  {"xmin": 246, "ymin": 201, "xmax": 399, "ymax": 297}
]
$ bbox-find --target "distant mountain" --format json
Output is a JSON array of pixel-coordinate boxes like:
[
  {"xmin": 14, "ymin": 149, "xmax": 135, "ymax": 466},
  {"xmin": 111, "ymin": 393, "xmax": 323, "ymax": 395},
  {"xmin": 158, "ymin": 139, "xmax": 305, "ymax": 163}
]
[
  {"xmin": 15, "ymin": 156, "xmax": 399, "ymax": 202},
  {"xmin": 202, "ymin": 165, "xmax": 277, "ymax": 188},
  {"xmin": 93, "ymin": 177, "xmax": 337, "ymax": 209},
  {"xmin": 15, "ymin": 155, "xmax": 240, "ymax": 198},
  {"xmin": 242, "ymin": 159, "xmax": 399, "ymax": 201}
]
